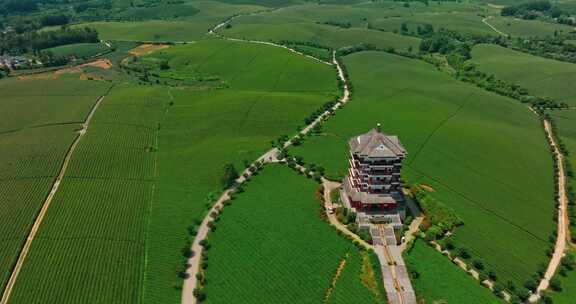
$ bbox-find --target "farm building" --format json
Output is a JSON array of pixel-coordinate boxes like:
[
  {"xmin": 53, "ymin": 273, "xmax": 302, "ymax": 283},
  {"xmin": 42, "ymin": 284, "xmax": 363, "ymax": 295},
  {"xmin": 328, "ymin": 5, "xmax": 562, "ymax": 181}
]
[{"xmin": 341, "ymin": 125, "xmax": 407, "ymax": 228}]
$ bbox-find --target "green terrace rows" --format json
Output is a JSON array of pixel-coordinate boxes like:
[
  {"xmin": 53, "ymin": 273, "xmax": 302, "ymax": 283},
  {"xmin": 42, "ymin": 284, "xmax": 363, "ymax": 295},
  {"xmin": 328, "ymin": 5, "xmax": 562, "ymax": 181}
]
[
  {"xmin": 471, "ymin": 44, "xmax": 576, "ymax": 107},
  {"xmin": 202, "ymin": 165, "xmax": 386, "ymax": 303},
  {"xmin": 4, "ymin": 39, "xmax": 338, "ymax": 303},
  {"xmin": 291, "ymin": 51, "xmax": 555, "ymax": 288},
  {"xmin": 143, "ymin": 39, "xmax": 337, "ymax": 303},
  {"xmin": 8, "ymin": 84, "xmax": 165, "ymax": 304},
  {"xmin": 405, "ymin": 240, "xmax": 503, "ymax": 303},
  {"xmin": 0, "ymin": 78, "xmax": 110, "ymax": 297}
]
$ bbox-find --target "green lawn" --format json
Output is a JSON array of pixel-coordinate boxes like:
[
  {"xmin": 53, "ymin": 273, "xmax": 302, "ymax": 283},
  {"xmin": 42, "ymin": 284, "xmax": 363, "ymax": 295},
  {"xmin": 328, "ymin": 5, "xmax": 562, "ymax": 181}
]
[
  {"xmin": 405, "ymin": 240, "xmax": 502, "ymax": 303},
  {"xmin": 0, "ymin": 78, "xmax": 110, "ymax": 296},
  {"xmin": 471, "ymin": 44, "xmax": 576, "ymax": 107},
  {"xmin": 203, "ymin": 165, "xmax": 385, "ymax": 303},
  {"xmin": 291, "ymin": 51, "xmax": 555, "ymax": 288}
]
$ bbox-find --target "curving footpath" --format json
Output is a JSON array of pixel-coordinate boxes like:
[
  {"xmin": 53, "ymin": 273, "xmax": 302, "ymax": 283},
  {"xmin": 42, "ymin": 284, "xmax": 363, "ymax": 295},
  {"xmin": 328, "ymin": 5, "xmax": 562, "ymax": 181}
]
[
  {"xmin": 321, "ymin": 179, "xmax": 372, "ymax": 249},
  {"xmin": 529, "ymin": 116, "xmax": 569, "ymax": 303},
  {"xmin": 181, "ymin": 42, "xmax": 351, "ymax": 304},
  {"xmin": 0, "ymin": 94, "xmax": 108, "ymax": 304}
]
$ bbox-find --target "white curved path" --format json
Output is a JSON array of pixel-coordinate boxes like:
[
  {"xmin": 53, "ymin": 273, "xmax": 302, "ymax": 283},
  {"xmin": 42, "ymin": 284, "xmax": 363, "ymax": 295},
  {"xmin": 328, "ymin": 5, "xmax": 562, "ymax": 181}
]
[
  {"xmin": 529, "ymin": 116, "xmax": 569, "ymax": 303},
  {"xmin": 181, "ymin": 47, "xmax": 350, "ymax": 304}
]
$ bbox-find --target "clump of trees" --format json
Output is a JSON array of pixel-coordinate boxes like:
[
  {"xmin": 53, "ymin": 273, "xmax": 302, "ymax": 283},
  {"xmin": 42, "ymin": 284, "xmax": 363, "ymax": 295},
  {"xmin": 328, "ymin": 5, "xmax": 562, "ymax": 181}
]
[
  {"xmin": 322, "ymin": 20, "xmax": 351, "ymax": 29},
  {"xmin": 410, "ymin": 185, "xmax": 462, "ymax": 240},
  {"xmin": 0, "ymin": 27, "xmax": 98, "ymax": 54},
  {"xmin": 501, "ymin": 0, "xmax": 564, "ymax": 20}
]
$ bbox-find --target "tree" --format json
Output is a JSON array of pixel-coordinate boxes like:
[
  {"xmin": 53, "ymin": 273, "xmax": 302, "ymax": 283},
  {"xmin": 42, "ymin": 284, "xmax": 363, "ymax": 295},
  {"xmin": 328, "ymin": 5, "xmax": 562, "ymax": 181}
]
[
  {"xmin": 550, "ymin": 276, "xmax": 562, "ymax": 291},
  {"xmin": 524, "ymin": 278, "xmax": 537, "ymax": 292},
  {"xmin": 400, "ymin": 22, "xmax": 408, "ymax": 33},
  {"xmin": 221, "ymin": 163, "xmax": 239, "ymax": 189}
]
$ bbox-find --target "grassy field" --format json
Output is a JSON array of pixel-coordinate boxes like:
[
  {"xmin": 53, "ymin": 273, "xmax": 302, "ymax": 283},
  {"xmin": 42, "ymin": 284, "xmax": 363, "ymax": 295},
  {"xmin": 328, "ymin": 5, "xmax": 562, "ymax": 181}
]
[
  {"xmin": 45, "ymin": 43, "xmax": 109, "ymax": 59},
  {"xmin": 471, "ymin": 44, "xmax": 576, "ymax": 107},
  {"xmin": 0, "ymin": 78, "xmax": 110, "ymax": 297},
  {"xmin": 202, "ymin": 165, "xmax": 385, "ymax": 303},
  {"xmin": 405, "ymin": 240, "xmax": 502, "ymax": 303},
  {"xmin": 291, "ymin": 51, "xmax": 555, "ymax": 287}
]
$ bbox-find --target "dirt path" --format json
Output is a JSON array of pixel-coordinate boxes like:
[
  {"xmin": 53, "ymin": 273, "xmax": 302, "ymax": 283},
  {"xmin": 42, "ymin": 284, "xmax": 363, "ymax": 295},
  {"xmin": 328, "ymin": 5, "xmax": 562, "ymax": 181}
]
[
  {"xmin": 529, "ymin": 116, "xmax": 569, "ymax": 303},
  {"xmin": 399, "ymin": 217, "xmax": 423, "ymax": 252},
  {"xmin": 181, "ymin": 39, "xmax": 351, "ymax": 304},
  {"xmin": 0, "ymin": 94, "xmax": 108, "ymax": 304},
  {"xmin": 322, "ymin": 179, "xmax": 372, "ymax": 249},
  {"xmin": 482, "ymin": 16, "xmax": 507, "ymax": 36}
]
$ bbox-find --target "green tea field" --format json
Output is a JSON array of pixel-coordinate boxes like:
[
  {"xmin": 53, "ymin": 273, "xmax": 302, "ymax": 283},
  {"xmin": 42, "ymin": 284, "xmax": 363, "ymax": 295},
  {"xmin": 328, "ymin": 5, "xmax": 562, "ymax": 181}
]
[
  {"xmin": 291, "ymin": 51, "xmax": 555, "ymax": 287},
  {"xmin": 202, "ymin": 165, "xmax": 385, "ymax": 303},
  {"xmin": 1, "ymin": 0, "xmax": 574, "ymax": 303},
  {"xmin": 486, "ymin": 16, "xmax": 575, "ymax": 37},
  {"xmin": 471, "ymin": 44, "xmax": 576, "ymax": 107},
  {"xmin": 405, "ymin": 240, "xmax": 502, "ymax": 303},
  {"xmin": 76, "ymin": 1, "xmax": 267, "ymax": 42},
  {"xmin": 144, "ymin": 39, "xmax": 337, "ymax": 303},
  {"xmin": 0, "ymin": 78, "xmax": 110, "ymax": 296},
  {"xmin": 5, "ymin": 39, "xmax": 338, "ymax": 304},
  {"xmin": 46, "ymin": 43, "xmax": 109, "ymax": 59}
]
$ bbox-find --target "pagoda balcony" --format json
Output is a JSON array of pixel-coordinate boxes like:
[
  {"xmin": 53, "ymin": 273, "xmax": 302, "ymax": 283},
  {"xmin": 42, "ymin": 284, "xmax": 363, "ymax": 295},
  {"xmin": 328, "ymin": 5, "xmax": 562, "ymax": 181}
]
[
  {"xmin": 370, "ymin": 170, "xmax": 392, "ymax": 176},
  {"xmin": 370, "ymin": 165, "xmax": 395, "ymax": 170}
]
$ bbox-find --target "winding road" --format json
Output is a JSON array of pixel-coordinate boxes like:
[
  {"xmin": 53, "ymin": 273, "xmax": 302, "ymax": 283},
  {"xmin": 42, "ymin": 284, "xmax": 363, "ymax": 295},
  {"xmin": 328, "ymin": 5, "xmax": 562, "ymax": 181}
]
[
  {"xmin": 0, "ymin": 94, "xmax": 108, "ymax": 304},
  {"xmin": 181, "ymin": 37, "xmax": 351, "ymax": 304},
  {"xmin": 529, "ymin": 116, "xmax": 569, "ymax": 303}
]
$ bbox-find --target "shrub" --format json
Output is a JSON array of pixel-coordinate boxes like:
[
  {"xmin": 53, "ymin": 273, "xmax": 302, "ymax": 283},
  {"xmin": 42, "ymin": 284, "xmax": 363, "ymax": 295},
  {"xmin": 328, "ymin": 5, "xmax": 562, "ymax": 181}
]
[
  {"xmin": 550, "ymin": 276, "xmax": 562, "ymax": 291},
  {"xmin": 457, "ymin": 248, "xmax": 470, "ymax": 259},
  {"xmin": 193, "ymin": 288, "xmax": 207, "ymax": 301},
  {"xmin": 524, "ymin": 278, "xmax": 537, "ymax": 292},
  {"xmin": 473, "ymin": 259, "xmax": 484, "ymax": 270}
]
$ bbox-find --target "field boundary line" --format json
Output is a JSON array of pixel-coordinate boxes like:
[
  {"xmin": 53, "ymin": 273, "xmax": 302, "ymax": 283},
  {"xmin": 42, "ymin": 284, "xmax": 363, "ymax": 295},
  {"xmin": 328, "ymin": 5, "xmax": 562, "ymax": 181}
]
[
  {"xmin": 0, "ymin": 86, "xmax": 113, "ymax": 304},
  {"xmin": 482, "ymin": 16, "xmax": 507, "ymax": 36},
  {"xmin": 408, "ymin": 92, "xmax": 473, "ymax": 166},
  {"xmin": 141, "ymin": 87, "xmax": 173, "ymax": 304},
  {"xmin": 0, "ymin": 121, "xmax": 85, "ymax": 136}
]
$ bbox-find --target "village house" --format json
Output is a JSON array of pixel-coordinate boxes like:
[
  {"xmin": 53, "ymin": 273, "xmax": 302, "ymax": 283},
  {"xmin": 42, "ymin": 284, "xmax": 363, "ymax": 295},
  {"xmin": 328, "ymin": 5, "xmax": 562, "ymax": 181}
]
[{"xmin": 341, "ymin": 124, "xmax": 407, "ymax": 229}]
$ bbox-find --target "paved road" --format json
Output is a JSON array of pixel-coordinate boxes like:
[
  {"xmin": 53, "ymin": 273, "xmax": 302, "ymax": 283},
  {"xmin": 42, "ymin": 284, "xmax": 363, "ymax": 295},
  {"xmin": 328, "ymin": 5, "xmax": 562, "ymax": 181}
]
[
  {"xmin": 0, "ymin": 94, "xmax": 108, "ymax": 304},
  {"xmin": 372, "ymin": 225, "xmax": 416, "ymax": 304}
]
